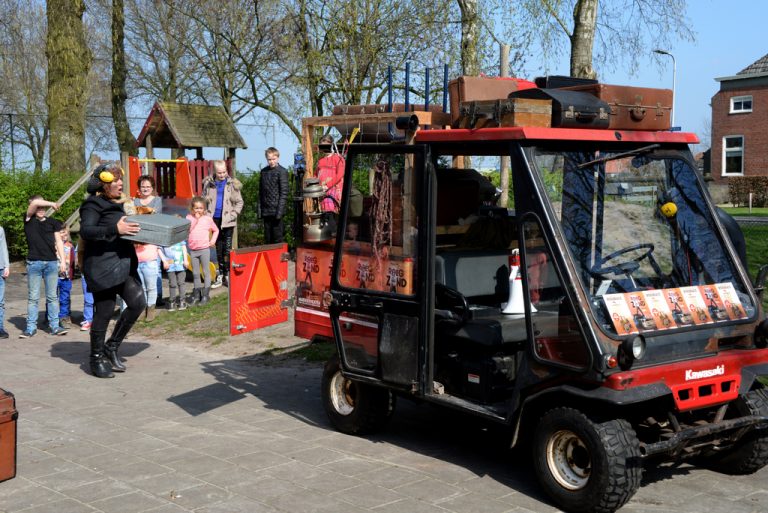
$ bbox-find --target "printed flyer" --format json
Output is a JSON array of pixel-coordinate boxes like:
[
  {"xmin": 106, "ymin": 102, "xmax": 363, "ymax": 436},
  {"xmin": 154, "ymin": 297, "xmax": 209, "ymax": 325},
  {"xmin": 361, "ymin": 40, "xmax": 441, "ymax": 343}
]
[
  {"xmin": 641, "ymin": 289, "xmax": 677, "ymax": 330},
  {"xmin": 625, "ymin": 293, "xmax": 657, "ymax": 331},
  {"xmin": 603, "ymin": 293, "xmax": 639, "ymax": 335},
  {"xmin": 714, "ymin": 282, "xmax": 748, "ymax": 320},
  {"xmin": 680, "ymin": 286, "xmax": 714, "ymax": 325},
  {"xmin": 663, "ymin": 288, "xmax": 694, "ymax": 327}
]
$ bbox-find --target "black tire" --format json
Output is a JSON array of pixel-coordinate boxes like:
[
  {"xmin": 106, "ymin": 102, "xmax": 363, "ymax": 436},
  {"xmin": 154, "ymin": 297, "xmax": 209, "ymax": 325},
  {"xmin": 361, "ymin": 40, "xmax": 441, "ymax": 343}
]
[
  {"xmin": 706, "ymin": 388, "xmax": 768, "ymax": 475},
  {"xmin": 532, "ymin": 408, "xmax": 642, "ymax": 513},
  {"xmin": 321, "ymin": 355, "xmax": 395, "ymax": 435}
]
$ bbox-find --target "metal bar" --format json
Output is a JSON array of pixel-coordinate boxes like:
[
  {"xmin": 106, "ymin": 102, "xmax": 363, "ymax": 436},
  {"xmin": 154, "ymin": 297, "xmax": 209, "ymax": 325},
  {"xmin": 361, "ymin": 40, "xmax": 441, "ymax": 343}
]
[
  {"xmin": 442, "ymin": 64, "xmax": 448, "ymax": 113},
  {"xmin": 640, "ymin": 415, "xmax": 768, "ymax": 457},
  {"xmin": 138, "ymin": 158, "xmax": 185, "ymax": 163},
  {"xmin": 405, "ymin": 62, "xmax": 410, "ymax": 111}
]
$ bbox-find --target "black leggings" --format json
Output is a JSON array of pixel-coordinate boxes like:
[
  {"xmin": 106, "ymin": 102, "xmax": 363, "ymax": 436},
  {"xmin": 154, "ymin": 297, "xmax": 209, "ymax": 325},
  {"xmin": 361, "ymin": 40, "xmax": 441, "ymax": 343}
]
[
  {"xmin": 214, "ymin": 218, "xmax": 234, "ymax": 275},
  {"xmin": 92, "ymin": 274, "xmax": 146, "ymax": 333}
]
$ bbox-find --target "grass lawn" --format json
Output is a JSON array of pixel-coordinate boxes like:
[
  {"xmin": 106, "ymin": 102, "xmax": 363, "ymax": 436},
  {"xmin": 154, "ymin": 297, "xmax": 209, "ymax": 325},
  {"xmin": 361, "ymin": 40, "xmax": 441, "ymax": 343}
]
[{"xmin": 720, "ymin": 206, "xmax": 768, "ymax": 217}]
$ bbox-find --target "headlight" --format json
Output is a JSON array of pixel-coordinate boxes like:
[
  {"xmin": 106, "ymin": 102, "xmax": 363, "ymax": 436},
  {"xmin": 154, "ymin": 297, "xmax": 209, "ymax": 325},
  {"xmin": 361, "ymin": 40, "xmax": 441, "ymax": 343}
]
[{"xmin": 618, "ymin": 335, "xmax": 646, "ymax": 370}]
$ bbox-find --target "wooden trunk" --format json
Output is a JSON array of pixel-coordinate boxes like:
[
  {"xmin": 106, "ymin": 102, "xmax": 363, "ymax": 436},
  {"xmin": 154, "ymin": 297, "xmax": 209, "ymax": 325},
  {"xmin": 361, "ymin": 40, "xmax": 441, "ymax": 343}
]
[{"xmin": 456, "ymin": 98, "xmax": 552, "ymax": 129}]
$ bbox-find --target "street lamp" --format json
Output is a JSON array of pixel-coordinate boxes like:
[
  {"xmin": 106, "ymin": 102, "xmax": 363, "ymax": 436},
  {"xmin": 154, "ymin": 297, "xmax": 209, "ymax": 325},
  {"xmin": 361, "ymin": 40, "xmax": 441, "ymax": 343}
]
[{"xmin": 654, "ymin": 49, "xmax": 676, "ymax": 128}]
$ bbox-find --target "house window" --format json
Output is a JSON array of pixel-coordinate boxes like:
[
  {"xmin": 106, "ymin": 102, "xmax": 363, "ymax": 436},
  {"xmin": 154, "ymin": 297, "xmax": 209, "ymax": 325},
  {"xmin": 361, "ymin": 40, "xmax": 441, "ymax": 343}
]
[
  {"xmin": 730, "ymin": 95, "xmax": 753, "ymax": 113},
  {"xmin": 723, "ymin": 136, "xmax": 744, "ymax": 175}
]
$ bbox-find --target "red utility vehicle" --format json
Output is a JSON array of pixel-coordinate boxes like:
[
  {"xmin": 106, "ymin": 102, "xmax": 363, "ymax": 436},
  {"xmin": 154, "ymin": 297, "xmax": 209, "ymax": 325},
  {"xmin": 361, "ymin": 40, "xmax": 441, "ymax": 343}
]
[{"xmin": 291, "ymin": 79, "xmax": 768, "ymax": 513}]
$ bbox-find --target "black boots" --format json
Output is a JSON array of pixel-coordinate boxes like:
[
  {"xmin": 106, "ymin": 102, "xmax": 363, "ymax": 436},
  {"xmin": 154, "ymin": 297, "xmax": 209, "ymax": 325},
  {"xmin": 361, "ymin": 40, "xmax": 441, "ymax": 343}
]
[
  {"xmin": 200, "ymin": 287, "xmax": 211, "ymax": 305},
  {"xmin": 104, "ymin": 315, "xmax": 136, "ymax": 373},
  {"xmin": 90, "ymin": 330, "xmax": 115, "ymax": 379}
]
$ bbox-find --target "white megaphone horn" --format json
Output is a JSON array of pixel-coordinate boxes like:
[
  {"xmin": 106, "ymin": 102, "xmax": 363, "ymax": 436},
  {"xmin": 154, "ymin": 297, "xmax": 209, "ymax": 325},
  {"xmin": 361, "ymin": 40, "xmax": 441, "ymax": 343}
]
[{"xmin": 502, "ymin": 249, "xmax": 536, "ymax": 315}]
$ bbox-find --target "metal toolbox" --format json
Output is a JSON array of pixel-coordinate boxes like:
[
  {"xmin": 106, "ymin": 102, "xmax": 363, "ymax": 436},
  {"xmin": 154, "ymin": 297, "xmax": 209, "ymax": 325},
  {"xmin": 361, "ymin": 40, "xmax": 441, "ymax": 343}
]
[
  {"xmin": 509, "ymin": 88, "xmax": 610, "ymax": 129},
  {"xmin": 122, "ymin": 213, "xmax": 190, "ymax": 246},
  {"xmin": 0, "ymin": 388, "xmax": 17, "ymax": 483}
]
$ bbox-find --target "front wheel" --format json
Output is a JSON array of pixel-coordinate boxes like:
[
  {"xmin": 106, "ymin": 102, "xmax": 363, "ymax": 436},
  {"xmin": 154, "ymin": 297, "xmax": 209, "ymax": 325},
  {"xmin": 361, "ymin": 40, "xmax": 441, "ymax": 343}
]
[
  {"xmin": 705, "ymin": 388, "xmax": 768, "ymax": 475},
  {"xmin": 532, "ymin": 408, "xmax": 642, "ymax": 513},
  {"xmin": 321, "ymin": 355, "xmax": 395, "ymax": 435}
]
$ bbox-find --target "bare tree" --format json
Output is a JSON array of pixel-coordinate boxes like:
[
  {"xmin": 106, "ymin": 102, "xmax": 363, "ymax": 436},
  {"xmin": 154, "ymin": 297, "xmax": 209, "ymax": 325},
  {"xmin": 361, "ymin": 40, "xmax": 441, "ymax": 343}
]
[
  {"xmin": 47, "ymin": 0, "xmax": 92, "ymax": 173},
  {"xmin": 457, "ymin": 0, "xmax": 480, "ymax": 76},
  {"xmin": 112, "ymin": 0, "xmax": 136, "ymax": 155},
  {"xmin": 0, "ymin": 0, "xmax": 49, "ymax": 172},
  {"xmin": 519, "ymin": 0, "xmax": 694, "ymax": 79}
]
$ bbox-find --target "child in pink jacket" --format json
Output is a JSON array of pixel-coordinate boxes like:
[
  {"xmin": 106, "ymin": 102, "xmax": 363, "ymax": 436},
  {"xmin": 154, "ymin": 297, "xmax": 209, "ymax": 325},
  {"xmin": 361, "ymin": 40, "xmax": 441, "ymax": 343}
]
[{"xmin": 187, "ymin": 196, "xmax": 219, "ymax": 305}]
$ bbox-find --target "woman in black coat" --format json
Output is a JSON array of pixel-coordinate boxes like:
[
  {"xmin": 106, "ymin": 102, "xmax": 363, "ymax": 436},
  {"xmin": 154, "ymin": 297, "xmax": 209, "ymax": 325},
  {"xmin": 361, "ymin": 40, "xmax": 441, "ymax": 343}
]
[{"xmin": 79, "ymin": 163, "xmax": 144, "ymax": 378}]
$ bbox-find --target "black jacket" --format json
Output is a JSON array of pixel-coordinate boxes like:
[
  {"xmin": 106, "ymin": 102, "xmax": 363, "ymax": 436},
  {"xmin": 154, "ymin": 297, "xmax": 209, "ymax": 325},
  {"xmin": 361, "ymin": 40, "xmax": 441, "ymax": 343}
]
[
  {"xmin": 79, "ymin": 195, "xmax": 138, "ymax": 293},
  {"xmin": 259, "ymin": 165, "xmax": 289, "ymax": 218}
]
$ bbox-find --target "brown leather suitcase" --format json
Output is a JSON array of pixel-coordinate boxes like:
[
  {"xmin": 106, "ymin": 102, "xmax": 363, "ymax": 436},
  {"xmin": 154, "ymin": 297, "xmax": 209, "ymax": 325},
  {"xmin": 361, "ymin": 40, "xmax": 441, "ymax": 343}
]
[
  {"xmin": 449, "ymin": 76, "xmax": 537, "ymax": 124},
  {"xmin": 0, "ymin": 388, "xmax": 18, "ymax": 482},
  {"xmin": 456, "ymin": 98, "xmax": 552, "ymax": 129},
  {"xmin": 563, "ymin": 84, "xmax": 672, "ymax": 130}
]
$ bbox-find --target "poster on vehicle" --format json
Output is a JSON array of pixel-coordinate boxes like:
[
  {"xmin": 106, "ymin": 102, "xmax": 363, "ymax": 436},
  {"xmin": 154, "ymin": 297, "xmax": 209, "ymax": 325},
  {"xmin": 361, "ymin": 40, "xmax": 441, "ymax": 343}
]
[
  {"xmin": 663, "ymin": 288, "xmax": 694, "ymax": 327},
  {"xmin": 714, "ymin": 282, "xmax": 748, "ymax": 320},
  {"xmin": 625, "ymin": 293, "xmax": 657, "ymax": 331},
  {"xmin": 680, "ymin": 286, "xmax": 714, "ymax": 325},
  {"xmin": 296, "ymin": 247, "xmax": 328, "ymax": 310},
  {"xmin": 640, "ymin": 290, "xmax": 676, "ymax": 330},
  {"xmin": 603, "ymin": 293, "xmax": 639, "ymax": 335},
  {"xmin": 698, "ymin": 285, "xmax": 730, "ymax": 322}
]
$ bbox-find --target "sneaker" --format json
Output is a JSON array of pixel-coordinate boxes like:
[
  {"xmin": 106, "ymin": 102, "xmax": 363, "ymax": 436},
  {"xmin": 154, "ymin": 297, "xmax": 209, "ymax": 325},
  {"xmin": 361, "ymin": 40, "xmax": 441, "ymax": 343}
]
[
  {"xmin": 50, "ymin": 326, "xmax": 68, "ymax": 336},
  {"xmin": 0, "ymin": 330, "xmax": 8, "ymax": 339},
  {"xmin": 80, "ymin": 321, "xmax": 92, "ymax": 331},
  {"xmin": 20, "ymin": 329, "xmax": 37, "ymax": 339},
  {"xmin": 211, "ymin": 275, "xmax": 223, "ymax": 289},
  {"xmin": 167, "ymin": 299, "xmax": 177, "ymax": 312},
  {"xmin": 178, "ymin": 299, "xmax": 188, "ymax": 311},
  {"xmin": 59, "ymin": 316, "xmax": 72, "ymax": 328},
  {"xmin": 222, "ymin": 275, "xmax": 228, "ymax": 287}
]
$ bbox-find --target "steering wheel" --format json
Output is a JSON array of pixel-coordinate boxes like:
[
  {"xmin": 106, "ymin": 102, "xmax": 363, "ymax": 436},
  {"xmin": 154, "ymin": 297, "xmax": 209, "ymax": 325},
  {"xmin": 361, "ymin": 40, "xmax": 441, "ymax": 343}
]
[
  {"xmin": 435, "ymin": 282, "xmax": 470, "ymax": 324},
  {"xmin": 590, "ymin": 243, "xmax": 663, "ymax": 282}
]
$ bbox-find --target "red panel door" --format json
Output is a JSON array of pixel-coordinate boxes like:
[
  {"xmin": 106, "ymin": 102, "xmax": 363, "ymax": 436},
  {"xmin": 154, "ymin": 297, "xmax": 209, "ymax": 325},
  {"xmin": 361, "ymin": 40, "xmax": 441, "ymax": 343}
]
[{"xmin": 228, "ymin": 244, "xmax": 289, "ymax": 335}]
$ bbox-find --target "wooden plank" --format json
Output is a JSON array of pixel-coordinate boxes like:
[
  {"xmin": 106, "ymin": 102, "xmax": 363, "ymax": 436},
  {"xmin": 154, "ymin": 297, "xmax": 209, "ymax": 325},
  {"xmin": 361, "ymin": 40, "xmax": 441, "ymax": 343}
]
[{"xmin": 303, "ymin": 110, "xmax": 450, "ymax": 128}]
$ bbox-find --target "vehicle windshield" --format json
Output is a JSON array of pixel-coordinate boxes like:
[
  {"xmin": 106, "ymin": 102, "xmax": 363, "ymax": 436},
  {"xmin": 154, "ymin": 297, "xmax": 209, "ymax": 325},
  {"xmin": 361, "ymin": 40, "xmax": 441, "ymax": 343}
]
[{"xmin": 531, "ymin": 146, "xmax": 756, "ymax": 336}]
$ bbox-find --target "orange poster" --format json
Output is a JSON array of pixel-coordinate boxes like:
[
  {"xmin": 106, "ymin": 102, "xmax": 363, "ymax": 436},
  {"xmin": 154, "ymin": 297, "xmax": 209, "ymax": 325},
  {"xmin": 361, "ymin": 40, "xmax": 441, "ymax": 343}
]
[
  {"xmin": 699, "ymin": 285, "xmax": 730, "ymax": 321},
  {"xmin": 380, "ymin": 258, "xmax": 415, "ymax": 295},
  {"xmin": 296, "ymin": 248, "xmax": 327, "ymax": 309},
  {"xmin": 625, "ymin": 293, "xmax": 658, "ymax": 331},
  {"xmin": 642, "ymin": 290, "xmax": 677, "ymax": 330},
  {"xmin": 664, "ymin": 288, "xmax": 694, "ymax": 327},
  {"xmin": 714, "ymin": 282, "xmax": 748, "ymax": 320},
  {"xmin": 603, "ymin": 293, "xmax": 639, "ymax": 335},
  {"xmin": 680, "ymin": 286, "xmax": 714, "ymax": 325}
]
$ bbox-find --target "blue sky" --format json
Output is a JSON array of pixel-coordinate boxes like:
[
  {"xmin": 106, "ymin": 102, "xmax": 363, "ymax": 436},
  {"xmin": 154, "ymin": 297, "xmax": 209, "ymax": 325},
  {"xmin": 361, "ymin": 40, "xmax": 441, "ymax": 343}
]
[{"xmin": 145, "ymin": 1, "xmax": 767, "ymax": 172}]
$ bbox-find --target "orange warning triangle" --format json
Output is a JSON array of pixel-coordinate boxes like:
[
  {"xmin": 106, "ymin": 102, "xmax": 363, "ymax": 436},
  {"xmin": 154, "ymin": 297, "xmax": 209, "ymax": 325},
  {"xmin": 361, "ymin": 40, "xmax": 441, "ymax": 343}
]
[{"xmin": 246, "ymin": 253, "xmax": 278, "ymax": 306}]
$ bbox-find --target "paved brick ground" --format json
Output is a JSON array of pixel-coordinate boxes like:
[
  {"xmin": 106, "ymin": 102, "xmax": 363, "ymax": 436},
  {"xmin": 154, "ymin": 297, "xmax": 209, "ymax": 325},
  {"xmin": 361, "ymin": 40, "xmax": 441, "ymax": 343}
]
[{"xmin": 0, "ymin": 267, "xmax": 766, "ymax": 512}]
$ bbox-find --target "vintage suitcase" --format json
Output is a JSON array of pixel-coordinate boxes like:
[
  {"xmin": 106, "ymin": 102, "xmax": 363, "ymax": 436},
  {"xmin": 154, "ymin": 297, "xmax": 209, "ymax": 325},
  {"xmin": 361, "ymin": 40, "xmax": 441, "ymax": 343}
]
[
  {"xmin": 562, "ymin": 83, "xmax": 673, "ymax": 130},
  {"xmin": 122, "ymin": 213, "xmax": 191, "ymax": 246},
  {"xmin": 0, "ymin": 388, "xmax": 17, "ymax": 483},
  {"xmin": 510, "ymin": 88, "xmax": 610, "ymax": 129},
  {"xmin": 449, "ymin": 76, "xmax": 537, "ymax": 125},
  {"xmin": 457, "ymin": 98, "xmax": 552, "ymax": 129},
  {"xmin": 330, "ymin": 103, "xmax": 447, "ymax": 142}
]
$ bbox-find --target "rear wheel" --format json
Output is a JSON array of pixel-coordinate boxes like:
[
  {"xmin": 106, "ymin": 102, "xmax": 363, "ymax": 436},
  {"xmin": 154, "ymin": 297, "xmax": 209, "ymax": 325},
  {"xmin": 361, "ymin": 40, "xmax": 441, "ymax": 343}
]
[
  {"xmin": 705, "ymin": 388, "xmax": 768, "ymax": 475},
  {"xmin": 532, "ymin": 408, "xmax": 642, "ymax": 513},
  {"xmin": 321, "ymin": 355, "xmax": 395, "ymax": 435}
]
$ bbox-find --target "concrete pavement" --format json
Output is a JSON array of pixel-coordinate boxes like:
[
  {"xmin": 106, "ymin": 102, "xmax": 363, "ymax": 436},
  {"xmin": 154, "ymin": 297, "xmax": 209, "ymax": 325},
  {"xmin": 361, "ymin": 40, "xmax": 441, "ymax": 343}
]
[{"xmin": 0, "ymin": 265, "xmax": 767, "ymax": 512}]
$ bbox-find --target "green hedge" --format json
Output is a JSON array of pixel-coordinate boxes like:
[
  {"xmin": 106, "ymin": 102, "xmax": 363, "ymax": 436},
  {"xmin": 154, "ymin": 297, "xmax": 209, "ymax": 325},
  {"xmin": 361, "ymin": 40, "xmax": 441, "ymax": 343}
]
[
  {"xmin": 728, "ymin": 177, "xmax": 768, "ymax": 207},
  {"xmin": 0, "ymin": 170, "xmax": 87, "ymax": 260}
]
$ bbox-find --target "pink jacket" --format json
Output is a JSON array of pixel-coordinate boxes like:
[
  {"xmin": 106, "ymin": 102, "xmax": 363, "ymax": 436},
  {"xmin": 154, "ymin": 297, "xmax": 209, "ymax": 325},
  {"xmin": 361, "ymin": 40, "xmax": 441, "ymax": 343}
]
[{"xmin": 186, "ymin": 214, "xmax": 219, "ymax": 251}]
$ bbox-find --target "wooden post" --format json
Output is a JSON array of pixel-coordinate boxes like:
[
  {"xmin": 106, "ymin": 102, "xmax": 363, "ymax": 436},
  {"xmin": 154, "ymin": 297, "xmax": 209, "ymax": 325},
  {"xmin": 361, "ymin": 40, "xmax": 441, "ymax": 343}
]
[
  {"xmin": 196, "ymin": 147, "xmax": 203, "ymax": 160},
  {"xmin": 145, "ymin": 134, "xmax": 154, "ymax": 177},
  {"xmin": 499, "ymin": 44, "xmax": 511, "ymax": 208}
]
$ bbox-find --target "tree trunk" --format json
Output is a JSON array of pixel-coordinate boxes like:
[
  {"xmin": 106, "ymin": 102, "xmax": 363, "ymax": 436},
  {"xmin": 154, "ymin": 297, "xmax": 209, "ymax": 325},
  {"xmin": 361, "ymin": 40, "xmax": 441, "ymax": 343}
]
[
  {"xmin": 569, "ymin": 0, "xmax": 598, "ymax": 79},
  {"xmin": 457, "ymin": 0, "xmax": 480, "ymax": 76},
  {"xmin": 46, "ymin": 0, "xmax": 92, "ymax": 172},
  {"xmin": 111, "ymin": 0, "xmax": 136, "ymax": 157}
]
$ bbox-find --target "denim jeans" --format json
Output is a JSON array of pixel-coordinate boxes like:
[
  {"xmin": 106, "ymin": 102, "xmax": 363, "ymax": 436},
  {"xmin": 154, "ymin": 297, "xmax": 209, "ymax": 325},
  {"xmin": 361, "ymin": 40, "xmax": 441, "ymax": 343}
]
[
  {"xmin": 58, "ymin": 278, "xmax": 72, "ymax": 318},
  {"xmin": 138, "ymin": 259, "xmax": 159, "ymax": 307},
  {"xmin": 82, "ymin": 276, "xmax": 94, "ymax": 323},
  {"xmin": 27, "ymin": 260, "xmax": 60, "ymax": 332},
  {"xmin": 0, "ymin": 272, "xmax": 6, "ymax": 330}
]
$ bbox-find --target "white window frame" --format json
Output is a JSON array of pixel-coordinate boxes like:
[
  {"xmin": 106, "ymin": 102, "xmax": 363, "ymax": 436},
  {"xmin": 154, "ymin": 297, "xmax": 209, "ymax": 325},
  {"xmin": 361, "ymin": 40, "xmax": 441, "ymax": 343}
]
[
  {"xmin": 730, "ymin": 95, "xmax": 753, "ymax": 113},
  {"xmin": 722, "ymin": 135, "xmax": 744, "ymax": 176}
]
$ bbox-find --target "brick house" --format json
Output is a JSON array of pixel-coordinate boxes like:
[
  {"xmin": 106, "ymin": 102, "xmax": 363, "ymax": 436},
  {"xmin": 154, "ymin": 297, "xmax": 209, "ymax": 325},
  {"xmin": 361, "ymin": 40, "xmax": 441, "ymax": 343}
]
[{"xmin": 710, "ymin": 54, "xmax": 768, "ymax": 199}]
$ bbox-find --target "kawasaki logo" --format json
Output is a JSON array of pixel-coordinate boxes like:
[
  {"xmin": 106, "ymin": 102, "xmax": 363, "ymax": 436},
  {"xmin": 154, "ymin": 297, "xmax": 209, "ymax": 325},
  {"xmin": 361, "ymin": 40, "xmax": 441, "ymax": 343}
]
[{"xmin": 685, "ymin": 365, "xmax": 725, "ymax": 381}]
